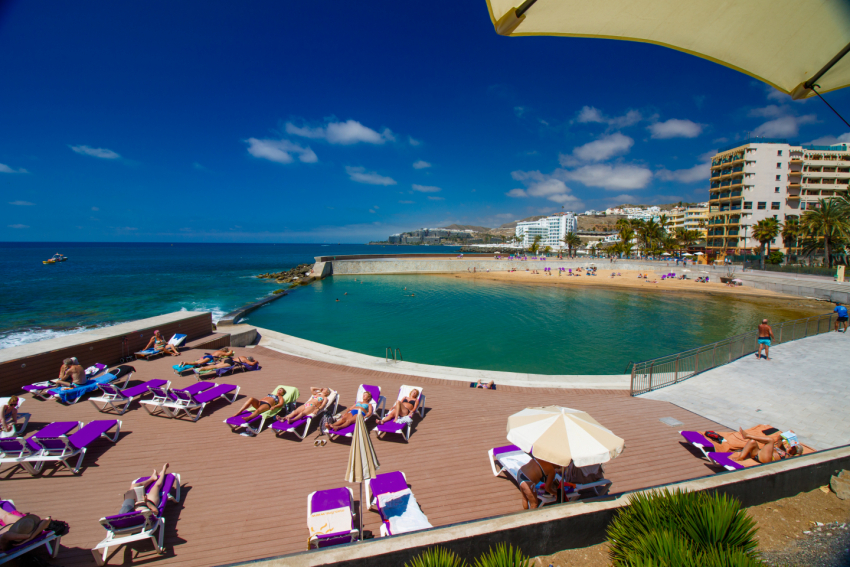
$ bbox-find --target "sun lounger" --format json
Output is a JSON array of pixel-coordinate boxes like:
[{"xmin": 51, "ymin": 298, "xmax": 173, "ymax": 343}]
[
  {"xmin": 142, "ymin": 382, "xmax": 239, "ymax": 421},
  {"xmin": 374, "ymin": 385, "xmax": 425, "ymax": 441},
  {"xmin": 224, "ymin": 385, "xmax": 298, "ymax": 436},
  {"xmin": 89, "ymin": 379, "xmax": 170, "ymax": 414},
  {"xmin": 22, "ymin": 363, "xmax": 107, "ymax": 400},
  {"xmin": 707, "ymin": 452, "xmax": 748, "ymax": 471},
  {"xmin": 324, "ymin": 384, "xmax": 383, "ymax": 441},
  {"xmin": 365, "ymin": 471, "xmax": 432, "ymax": 536},
  {"xmin": 193, "ymin": 365, "xmax": 238, "ymax": 380},
  {"xmin": 0, "ymin": 500, "xmax": 62, "ymax": 564},
  {"xmin": 27, "ymin": 419, "xmax": 121, "ymax": 474},
  {"xmin": 679, "ymin": 430, "xmax": 716, "ymax": 459},
  {"xmin": 307, "ymin": 487, "xmax": 358, "ymax": 549},
  {"xmin": 134, "ymin": 334, "xmax": 187, "ymax": 360},
  {"xmin": 139, "ymin": 382, "xmax": 210, "ymax": 417},
  {"xmin": 23, "ymin": 365, "xmax": 134, "ymax": 405},
  {"xmin": 236, "ymin": 360, "xmax": 261, "ymax": 372},
  {"xmin": 271, "ymin": 389, "xmax": 338, "ymax": 440},
  {"xmin": 92, "ymin": 472, "xmax": 181, "ymax": 566}
]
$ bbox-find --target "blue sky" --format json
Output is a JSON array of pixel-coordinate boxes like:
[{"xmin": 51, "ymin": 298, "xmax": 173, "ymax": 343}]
[{"xmin": 2, "ymin": 1, "xmax": 849, "ymax": 242}]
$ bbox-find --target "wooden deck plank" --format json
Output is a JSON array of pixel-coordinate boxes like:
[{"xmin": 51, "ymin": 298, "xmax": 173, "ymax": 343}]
[{"xmin": 3, "ymin": 345, "xmax": 726, "ymax": 566}]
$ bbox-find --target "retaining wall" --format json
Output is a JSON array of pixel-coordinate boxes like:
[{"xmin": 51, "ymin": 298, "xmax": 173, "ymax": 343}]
[
  {"xmin": 0, "ymin": 311, "xmax": 212, "ymax": 395},
  {"xmin": 225, "ymin": 445, "xmax": 850, "ymax": 567}
]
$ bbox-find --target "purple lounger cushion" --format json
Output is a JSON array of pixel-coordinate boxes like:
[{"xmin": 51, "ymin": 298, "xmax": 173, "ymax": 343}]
[
  {"xmin": 272, "ymin": 417, "xmax": 307, "ymax": 432},
  {"xmin": 370, "ymin": 471, "xmax": 408, "ymax": 500},
  {"xmin": 708, "ymin": 452, "xmax": 745, "ymax": 471},
  {"xmin": 31, "ymin": 420, "xmax": 118, "ymax": 452},
  {"xmin": 680, "ymin": 431, "xmax": 714, "ymax": 447},
  {"xmin": 178, "ymin": 382, "xmax": 216, "ymax": 396},
  {"xmin": 312, "ymin": 487, "xmax": 351, "ymax": 513},
  {"xmin": 121, "ymin": 379, "xmax": 168, "ymax": 398},
  {"xmin": 492, "ymin": 445, "xmax": 522, "ymax": 457},
  {"xmin": 225, "ymin": 411, "xmax": 261, "ymax": 427},
  {"xmin": 103, "ymin": 473, "xmax": 177, "ymax": 530},
  {"xmin": 192, "ymin": 384, "xmax": 236, "ymax": 405},
  {"xmin": 26, "ymin": 421, "xmax": 80, "ymax": 452},
  {"xmin": 375, "ymin": 421, "xmax": 406, "ymax": 434}
]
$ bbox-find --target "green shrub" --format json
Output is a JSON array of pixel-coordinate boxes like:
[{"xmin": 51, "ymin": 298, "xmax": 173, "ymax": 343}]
[
  {"xmin": 767, "ymin": 250, "xmax": 785, "ymax": 265},
  {"xmin": 272, "ymin": 289, "xmax": 285, "ymax": 295},
  {"xmin": 607, "ymin": 489, "xmax": 763, "ymax": 566},
  {"xmin": 473, "ymin": 543, "xmax": 531, "ymax": 567},
  {"xmin": 405, "ymin": 547, "xmax": 467, "ymax": 567}
]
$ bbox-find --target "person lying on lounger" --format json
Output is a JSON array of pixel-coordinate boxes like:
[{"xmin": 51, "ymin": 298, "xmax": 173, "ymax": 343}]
[
  {"xmin": 194, "ymin": 357, "xmax": 235, "ymax": 375},
  {"xmin": 279, "ymin": 388, "xmax": 331, "ymax": 423},
  {"xmin": 379, "ymin": 389, "xmax": 420, "ymax": 424},
  {"xmin": 730, "ymin": 427, "xmax": 803, "ymax": 464},
  {"xmin": 0, "ymin": 510, "xmax": 52, "ymax": 551},
  {"xmin": 143, "ymin": 330, "xmax": 180, "ymax": 357},
  {"xmin": 231, "ymin": 387, "xmax": 288, "ymax": 422},
  {"xmin": 175, "ymin": 354, "xmax": 218, "ymax": 369},
  {"xmin": 518, "ymin": 457, "xmax": 559, "ymax": 510},
  {"xmin": 328, "ymin": 392, "xmax": 373, "ymax": 431},
  {"xmin": 118, "ymin": 463, "xmax": 170, "ymax": 515},
  {"xmin": 53, "ymin": 357, "xmax": 86, "ymax": 387},
  {"xmin": 235, "ymin": 356, "xmax": 259, "ymax": 368}
]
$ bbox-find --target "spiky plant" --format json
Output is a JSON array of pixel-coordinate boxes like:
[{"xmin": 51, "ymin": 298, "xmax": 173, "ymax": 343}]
[
  {"xmin": 607, "ymin": 489, "xmax": 763, "ymax": 567},
  {"xmin": 473, "ymin": 543, "xmax": 531, "ymax": 567},
  {"xmin": 405, "ymin": 547, "xmax": 468, "ymax": 567}
]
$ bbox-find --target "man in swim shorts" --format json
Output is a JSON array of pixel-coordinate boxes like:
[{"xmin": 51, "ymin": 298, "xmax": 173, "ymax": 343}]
[
  {"xmin": 756, "ymin": 319, "xmax": 774, "ymax": 361},
  {"xmin": 834, "ymin": 302, "xmax": 848, "ymax": 333},
  {"xmin": 54, "ymin": 358, "xmax": 86, "ymax": 387}
]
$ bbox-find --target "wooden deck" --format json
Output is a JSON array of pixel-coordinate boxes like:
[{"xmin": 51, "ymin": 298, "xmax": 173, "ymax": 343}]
[{"xmin": 3, "ymin": 346, "xmax": 725, "ymax": 567}]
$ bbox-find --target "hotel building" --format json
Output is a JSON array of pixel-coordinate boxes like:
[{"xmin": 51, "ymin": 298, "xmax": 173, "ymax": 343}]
[
  {"xmin": 707, "ymin": 140, "xmax": 850, "ymax": 255},
  {"xmin": 516, "ymin": 212, "xmax": 578, "ymax": 249},
  {"xmin": 668, "ymin": 203, "xmax": 709, "ymax": 238}
]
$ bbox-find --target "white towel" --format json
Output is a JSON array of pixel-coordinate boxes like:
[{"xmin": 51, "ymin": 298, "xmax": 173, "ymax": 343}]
[{"xmin": 377, "ymin": 489, "xmax": 432, "ymax": 534}]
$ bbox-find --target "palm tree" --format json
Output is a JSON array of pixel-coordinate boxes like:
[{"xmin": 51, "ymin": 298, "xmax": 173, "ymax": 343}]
[
  {"xmin": 751, "ymin": 218, "xmax": 782, "ymax": 270},
  {"xmin": 561, "ymin": 232, "xmax": 582, "ymax": 258},
  {"xmin": 529, "ymin": 234, "xmax": 543, "ymax": 254},
  {"xmin": 617, "ymin": 227, "xmax": 636, "ymax": 258},
  {"xmin": 800, "ymin": 199, "xmax": 850, "ymax": 269},
  {"xmin": 781, "ymin": 218, "xmax": 801, "ymax": 261}
]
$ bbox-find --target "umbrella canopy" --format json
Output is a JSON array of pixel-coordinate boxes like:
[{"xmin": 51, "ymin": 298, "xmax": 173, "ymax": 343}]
[
  {"xmin": 694, "ymin": 252, "xmax": 705, "ymax": 256},
  {"xmin": 682, "ymin": 253, "xmax": 694, "ymax": 256},
  {"xmin": 661, "ymin": 252, "xmax": 671, "ymax": 256},
  {"xmin": 732, "ymin": 278, "xmax": 743, "ymax": 282},
  {"xmin": 506, "ymin": 406, "xmax": 624, "ymax": 467},
  {"xmin": 485, "ymin": 0, "xmax": 850, "ymax": 99},
  {"xmin": 346, "ymin": 413, "xmax": 379, "ymax": 483}
]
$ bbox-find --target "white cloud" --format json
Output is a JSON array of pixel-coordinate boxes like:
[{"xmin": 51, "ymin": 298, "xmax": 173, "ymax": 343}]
[
  {"xmin": 412, "ymin": 184, "xmax": 440, "ymax": 193},
  {"xmin": 9, "ymin": 200, "xmax": 34, "ymax": 206},
  {"xmin": 427, "ymin": 196, "xmax": 444, "ymax": 201},
  {"xmin": 369, "ymin": 209, "xmax": 376, "ymax": 213},
  {"xmin": 245, "ymin": 138, "xmax": 318, "ymax": 164},
  {"xmin": 508, "ymin": 171, "xmax": 584, "ymax": 207},
  {"xmin": 286, "ymin": 119, "xmax": 393, "ymax": 145},
  {"xmin": 70, "ymin": 145, "xmax": 121, "ymax": 159},
  {"xmin": 8, "ymin": 224, "xmax": 29, "ymax": 229},
  {"xmin": 576, "ymin": 106, "xmax": 643, "ymax": 129},
  {"xmin": 514, "ymin": 106, "xmax": 527, "ymax": 117},
  {"xmin": 547, "ymin": 193, "xmax": 582, "ymax": 205},
  {"xmin": 91, "ymin": 206, "xmax": 99, "ymax": 211},
  {"xmin": 753, "ymin": 114, "xmax": 817, "ymax": 137},
  {"xmin": 506, "ymin": 188, "xmax": 527, "ymax": 198},
  {"xmin": 565, "ymin": 164, "xmax": 653, "ymax": 190},
  {"xmin": 408, "ymin": 136, "xmax": 421, "ymax": 146},
  {"xmin": 399, "ymin": 200, "xmax": 415, "ymax": 204},
  {"xmin": 608, "ymin": 194, "xmax": 638, "ymax": 204},
  {"xmin": 192, "ymin": 162, "xmax": 206, "ymax": 170},
  {"xmin": 559, "ymin": 133, "xmax": 633, "ymax": 166},
  {"xmin": 807, "ymin": 133, "xmax": 850, "ymax": 145},
  {"xmin": 345, "ymin": 166, "xmax": 396, "ymax": 186},
  {"xmin": 648, "ymin": 119, "xmax": 702, "ymax": 139},
  {"xmin": 748, "ymin": 105, "xmax": 785, "ymax": 119},
  {"xmin": 656, "ymin": 162, "xmax": 709, "ymax": 183},
  {"xmin": 412, "ymin": 160, "xmax": 431, "ymax": 169},
  {"xmin": 765, "ymin": 85, "xmax": 788, "ymax": 103},
  {"xmin": 0, "ymin": 163, "xmax": 28, "ymax": 173}
]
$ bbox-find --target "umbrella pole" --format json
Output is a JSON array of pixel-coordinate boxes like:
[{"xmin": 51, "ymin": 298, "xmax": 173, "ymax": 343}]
[{"xmin": 359, "ymin": 482, "xmax": 364, "ymax": 541}]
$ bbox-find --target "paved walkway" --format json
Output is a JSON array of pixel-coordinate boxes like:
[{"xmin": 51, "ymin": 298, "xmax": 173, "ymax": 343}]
[{"xmin": 642, "ymin": 331, "xmax": 850, "ymax": 450}]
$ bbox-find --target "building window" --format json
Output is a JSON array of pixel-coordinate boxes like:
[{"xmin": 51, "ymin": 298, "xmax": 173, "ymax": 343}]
[
  {"xmin": 777, "ymin": 150, "xmax": 783, "ymax": 156},
  {"xmin": 777, "ymin": 163, "xmax": 782, "ymax": 168},
  {"xmin": 771, "ymin": 202, "xmax": 780, "ymax": 210},
  {"xmin": 744, "ymin": 202, "xmax": 753, "ymax": 209},
  {"xmin": 774, "ymin": 187, "xmax": 780, "ymax": 193},
  {"xmin": 757, "ymin": 202, "xmax": 766, "ymax": 210},
  {"xmin": 776, "ymin": 175, "xmax": 782, "ymax": 181}
]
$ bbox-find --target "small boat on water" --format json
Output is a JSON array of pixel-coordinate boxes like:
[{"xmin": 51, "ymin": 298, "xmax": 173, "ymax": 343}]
[{"xmin": 43, "ymin": 253, "xmax": 68, "ymax": 264}]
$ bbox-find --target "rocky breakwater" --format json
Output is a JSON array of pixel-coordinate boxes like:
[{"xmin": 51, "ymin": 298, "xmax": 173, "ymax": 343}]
[{"xmin": 256, "ymin": 263, "xmax": 317, "ymax": 292}]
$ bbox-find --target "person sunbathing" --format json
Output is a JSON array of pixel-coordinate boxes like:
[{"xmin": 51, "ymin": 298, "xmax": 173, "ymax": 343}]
[
  {"xmin": 231, "ymin": 387, "xmax": 288, "ymax": 422},
  {"xmin": 53, "ymin": 357, "xmax": 86, "ymax": 387},
  {"xmin": 380, "ymin": 389, "xmax": 420, "ymax": 424},
  {"xmin": 730, "ymin": 427, "xmax": 803, "ymax": 464},
  {"xmin": 280, "ymin": 387, "xmax": 331, "ymax": 423},
  {"xmin": 473, "ymin": 380, "xmax": 495, "ymax": 390},
  {"xmin": 118, "ymin": 463, "xmax": 170, "ymax": 516},
  {"xmin": 143, "ymin": 330, "xmax": 180, "ymax": 356},
  {"xmin": 175, "ymin": 353, "xmax": 218, "ymax": 369},
  {"xmin": 194, "ymin": 357, "xmax": 235, "ymax": 376},
  {"xmin": 518, "ymin": 457, "xmax": 558, "ymax": 510},
  {"xmin": 0, "ymin": 510, "xmax": 52, "ymax": 551},
  {"xmin": 235, "ymin": 356, "xmax": 259, "ymax": 368},
  {"xmin": 328, "ymin": 392, "xmax": 373, "ymax": 431}
]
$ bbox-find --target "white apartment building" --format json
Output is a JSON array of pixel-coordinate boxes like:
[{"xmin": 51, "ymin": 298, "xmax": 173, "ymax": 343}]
[
  {"xmin": 515, "ymin": 212, "xmax": 578, "ymax": 248},
  {"xmin": 707, "ymin": 141, "xmax": 850, "ymax": 255},
  {"xmin": 668, "ymin": 203, "xmax": 709, "ymax": 238}
]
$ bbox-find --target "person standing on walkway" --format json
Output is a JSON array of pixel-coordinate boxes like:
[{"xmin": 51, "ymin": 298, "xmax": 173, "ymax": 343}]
[
  {"xmin": 834, "ymin": 303, "xmax": 849, "ymax": 333},
  {"xmin": 756, "ymin": 319, "xmax": 774, "ymax": 360}
]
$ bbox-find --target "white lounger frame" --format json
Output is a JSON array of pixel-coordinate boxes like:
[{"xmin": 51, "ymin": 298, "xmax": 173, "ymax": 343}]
[
  {"xmin": 90, "ymin": 381, "xmax": 169, "ymax": 415},
  {"xmin": 29, "ymin": 421, "xmax": 122, "ymax": 475},
  {"xmin": 140, "ymin": 385, "xmax": 240, "ymax": 421},
  {"xmin": 0, "ymin": 499, "xmax": 62, "ymax": 565}
]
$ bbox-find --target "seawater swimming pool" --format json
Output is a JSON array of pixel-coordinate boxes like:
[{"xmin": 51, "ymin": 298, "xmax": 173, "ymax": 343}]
[{"xmin": 246, "ymin": 274, "xmax": 822, "ymax": 375}]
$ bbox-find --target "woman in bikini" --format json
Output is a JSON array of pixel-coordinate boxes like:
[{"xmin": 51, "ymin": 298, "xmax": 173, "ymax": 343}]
[
  {"xmin": 328, "ymin": 392, "xmax": 373, "ymax": 431},
  {"xmin": 280, "ymin": 387, "xmax": 331, "ymax": 423},
  {"xmin": 144, "ymin": 330, "xmax": 180, "ymax": 356},
  {"xmin": 118, "ymin": 463, "xmax": 170, "ymax": 516},
  {"xmin": 1, "ymin": 396, "xmax": 30, "ymax": 439},
  {"xmin": 379, "ymin": 389, "xmax": 420, "ymax": 424},
  {"xmin": 517, "ymin": 457, "xmax": 558, "ymax": 510},
  {"xmin": 0, "ymin": 508, "xmax": 52, "ymax": 551},
  {"xmin": 730, "ymin": 427, "xmax": 803, "ymax": 464},
  {"xmin": 231, "ymin": 387, "xmax": 288, "ymax": 422}
]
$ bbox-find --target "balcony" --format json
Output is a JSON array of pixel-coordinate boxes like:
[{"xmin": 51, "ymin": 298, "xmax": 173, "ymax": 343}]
[
  {"xmin": 787, "ymin": 195, "xmax": 801, "ymax": 200},
  {"xmin": 731, "ymin": 205, "xmax": 742, "ymax": 211},
  {"xmin": 730, "ymin": 190, "xmax": 742, "ymax": 197},
  {"xmin": 727, "ymin": 230, "xmax": 739, "ymax": 236}
]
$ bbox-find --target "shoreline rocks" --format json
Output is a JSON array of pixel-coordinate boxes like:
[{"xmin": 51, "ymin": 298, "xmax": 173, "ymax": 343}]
[{"xmin": 256, "ymin": 263, "xmax": 313, "ymax": 284}]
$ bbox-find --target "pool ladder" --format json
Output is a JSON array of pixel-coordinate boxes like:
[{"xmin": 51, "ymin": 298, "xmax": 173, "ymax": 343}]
[{"xmin": 385, "ymin": 347, "xmax": 403, "ymax": 363}]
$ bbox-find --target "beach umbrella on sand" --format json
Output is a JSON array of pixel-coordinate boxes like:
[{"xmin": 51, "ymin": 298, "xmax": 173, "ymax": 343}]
[
  {"xmin": 483, "ymin": 0, "xmax": 850, "ymax": 101},
  {"xmin": 694, "ymin": 252, "xmax": 705, "ymax": 256},
  {"xmin": 506, "ymin": 406, "xmax": 624, "ymax": 468},
  {"xmin": 683, "ymin": 253, "xmax": 694, "ymax": 256},
  {"xmin": 345, "ymin": 412, "xmax": 380, "ymax": 540},
  {"xmin": 662, "ymin": 252, "xmax": 671, "ymax": 256}
]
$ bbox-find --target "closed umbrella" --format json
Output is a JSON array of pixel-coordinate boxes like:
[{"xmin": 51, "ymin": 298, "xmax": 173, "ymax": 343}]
[
  {"xmin": 485, "ymin": 0, "xmax": 850, "ymax": 100},
  {"xmin": 345, "ymin": 412, "xmax": 380, "ymax": 539}
]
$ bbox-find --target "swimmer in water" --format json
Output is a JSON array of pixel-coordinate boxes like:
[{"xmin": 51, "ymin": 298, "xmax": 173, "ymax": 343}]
[
  {"xmin": 344, "ymin": 292, "xmax": 348, "ymax": 295},
  {"xmin": 336, "ymin": 298, "xmax": 339, "ymax": 302}
]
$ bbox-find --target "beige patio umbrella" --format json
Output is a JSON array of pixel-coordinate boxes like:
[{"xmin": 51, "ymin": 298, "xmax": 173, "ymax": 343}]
[
  {"xmin": 345, "ymin": 412, "xmax": 380, "ymax": 539},
  {"xmin": 485, "ymin": 0, "xmax": 850, "ymax": 99},
  {"xmin": 506, "ymin": 406, "xmax": 624, "ymax": 467}
]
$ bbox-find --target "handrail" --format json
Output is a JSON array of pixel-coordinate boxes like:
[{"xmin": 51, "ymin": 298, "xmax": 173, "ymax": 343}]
[
  {"xmin": 386, "ymin": 347, "xmax": 403, "ymax": 363},
  {"xmin": 630, "ymin": 313, "xmax": 837, "ymax": 396},
  {"xmin": 395, "ymin": 348, "xmax": 403, "ymax": 362}
]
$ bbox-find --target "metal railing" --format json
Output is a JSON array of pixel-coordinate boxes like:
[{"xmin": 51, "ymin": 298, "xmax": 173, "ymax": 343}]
[
  {"xmin": 629, "ymin": 313, "xmax": 837, "ymax": 396},
  {"xmin": 385, "ymin": 347, "xmax": 403, "ymax": 363}
]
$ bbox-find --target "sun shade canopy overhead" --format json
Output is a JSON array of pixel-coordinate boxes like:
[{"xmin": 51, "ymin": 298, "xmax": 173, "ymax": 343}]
[{"xmin": 486, "ymin": 0, "xmax": 850, "ymax": 99}]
